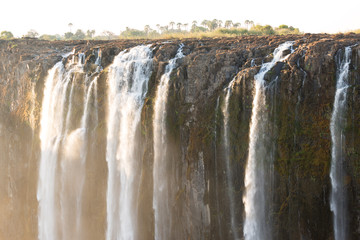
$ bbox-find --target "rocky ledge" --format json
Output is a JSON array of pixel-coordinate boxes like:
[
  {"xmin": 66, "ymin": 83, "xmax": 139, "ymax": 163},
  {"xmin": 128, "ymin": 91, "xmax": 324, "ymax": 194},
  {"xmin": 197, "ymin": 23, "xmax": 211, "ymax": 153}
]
[{"xmin": 1, "ymin": 34, "xmax": 360, "ymax": 240}]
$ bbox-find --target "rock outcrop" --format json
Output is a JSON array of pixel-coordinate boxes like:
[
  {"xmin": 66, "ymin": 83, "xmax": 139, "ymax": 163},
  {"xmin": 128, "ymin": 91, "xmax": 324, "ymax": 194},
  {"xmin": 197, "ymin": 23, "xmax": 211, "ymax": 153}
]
[{"xmin": 1, "ymin": 34, "xmax": 360, "ymax": 240}]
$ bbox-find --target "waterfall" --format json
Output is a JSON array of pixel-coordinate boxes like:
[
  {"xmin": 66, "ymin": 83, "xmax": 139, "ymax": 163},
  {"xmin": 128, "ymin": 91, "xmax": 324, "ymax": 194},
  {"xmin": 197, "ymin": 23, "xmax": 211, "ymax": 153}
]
[
  {"xmin": 37, "ymin": 54, "xmax": 98, "ymax": 240},
  {"xmin": 153, "ymin": 44, "xmax": 184, "ymax": 240},
  {"xmin": 60, "ymin": 75, "xmax": 98, "ymax": 240},
  {"xmin": 221, "ymin": 79, "xmax": 240, "ymax": 239},
  {"xmin": 106, "ymin": 45, "xmax": 153, "ymax": 240},
  {"xmin": 37, "ymin": 61, "xmax": 68, "ymax": 240},
  {"xmin": 95, "ymin": 49, "xmax": 103, "ymax": 72},
  {"xmin": 330, "ymin": 46, "xmax": 352, "ymax": 240},
  {"xmin": 243, "ymin": 42, "xmax": 294, "ymax": 240},
  {"xmin": 214, "ymin": 96, "xmax": 223, "ymax": 239}
]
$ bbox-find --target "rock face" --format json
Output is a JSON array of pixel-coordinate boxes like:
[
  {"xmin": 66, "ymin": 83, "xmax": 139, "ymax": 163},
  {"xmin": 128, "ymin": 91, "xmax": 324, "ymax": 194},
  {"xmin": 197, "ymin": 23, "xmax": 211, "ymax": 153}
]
[{"xmin": 0, "ymin": 34, "xmax": 360, "ymax": 240}]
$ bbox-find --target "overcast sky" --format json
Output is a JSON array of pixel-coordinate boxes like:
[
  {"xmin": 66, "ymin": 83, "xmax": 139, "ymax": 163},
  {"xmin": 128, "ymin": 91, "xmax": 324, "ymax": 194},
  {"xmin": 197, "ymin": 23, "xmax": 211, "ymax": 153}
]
[{"xmin": 2, "ymin": 0, "xmax": 360, "ymax": 37}]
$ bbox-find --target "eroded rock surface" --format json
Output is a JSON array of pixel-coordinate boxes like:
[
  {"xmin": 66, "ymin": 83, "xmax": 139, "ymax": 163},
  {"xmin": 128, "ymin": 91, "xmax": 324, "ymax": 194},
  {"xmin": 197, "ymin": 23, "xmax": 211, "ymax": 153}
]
[{"xmin": 1, "ymin": 34, "xmax": 360, "ymax": 240}]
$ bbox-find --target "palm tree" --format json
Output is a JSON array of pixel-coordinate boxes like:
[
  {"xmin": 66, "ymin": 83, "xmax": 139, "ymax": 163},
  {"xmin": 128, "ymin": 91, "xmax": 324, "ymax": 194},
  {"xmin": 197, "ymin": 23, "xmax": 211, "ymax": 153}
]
[
  {"xmin": 249, "ymin": 20, "xmax": 254, "ymax": 29},
  {"xmin": 177, "ymin": 22, "xmax": 182, "ymax": 31},
  {"xmin": 245, "ymin": 20, "xmax": 250, "ymax": 30},
  {"xmin": 68, "ymin": 23, "xmax": 73, "ymax": 33},
  {"xmin": 225, "ymin": 20, "xmax": 233, "ymax": 29},
  {"xmin": 169, "ymin": 21, "xmax": 175, "ymax": 30},
  {"xmin": 184, "ymin": 23, "xmax": 189, "ymax": 31},
  {"xmin": 192, "ymin": 20, "xmax": 197, "ymax": 28}
]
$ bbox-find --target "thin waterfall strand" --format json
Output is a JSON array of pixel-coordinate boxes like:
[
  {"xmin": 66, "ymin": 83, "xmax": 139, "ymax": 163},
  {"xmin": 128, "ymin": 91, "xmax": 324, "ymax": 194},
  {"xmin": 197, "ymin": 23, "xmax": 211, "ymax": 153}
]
[
  {"xmin": 330, "ymin": 46, "xmax": 352, "ymax": 240},
  {"xmin": 153, "ymin": 45, "xmax": 184, "ymax": 240},
  {"xmin": 222, "ymin": 79, "xmax": 240, "ymax": 240},
  {"xmin": 243, "ymin": 42, "xmax": 294, "ymax": 240},
  {"xmin": 214, "ymin": 96, "xmax": 223, "ymax": 240}
]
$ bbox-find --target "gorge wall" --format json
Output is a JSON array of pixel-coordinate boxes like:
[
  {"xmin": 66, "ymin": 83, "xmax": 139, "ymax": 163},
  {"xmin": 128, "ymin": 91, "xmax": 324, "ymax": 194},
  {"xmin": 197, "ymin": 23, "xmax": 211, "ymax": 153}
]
[{"xmin": 1, "ymin": 34, "xmax": 360, "ymax": 240}]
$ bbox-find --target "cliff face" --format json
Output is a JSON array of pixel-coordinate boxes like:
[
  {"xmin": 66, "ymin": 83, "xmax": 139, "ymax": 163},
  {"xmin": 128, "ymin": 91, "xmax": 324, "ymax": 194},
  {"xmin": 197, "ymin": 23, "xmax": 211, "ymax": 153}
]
[{"xmin": 0, "ymin": 34, "xmax": 360, "ymax": 240}]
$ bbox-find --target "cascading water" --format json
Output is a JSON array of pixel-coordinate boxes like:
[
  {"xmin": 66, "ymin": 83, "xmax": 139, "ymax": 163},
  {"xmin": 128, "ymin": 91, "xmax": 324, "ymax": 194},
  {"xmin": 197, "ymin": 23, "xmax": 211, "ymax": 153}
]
[
  {"xmin": 330, "ymin": 46, "xmax": 352, "ymax": 240},
  {"xmin": 152, "ymin": 45, "xmax": 184, "ymax": 240},
  {"xmin": 222, "ymin": 79, "xmax": 239, "ymax": 240},
  {"xmin": 37, "ymin": 53, "xmax": 99, "ymax": 240},
  {"xmin": 37, "ymin": 61, "xmax": 69, "ymax": 240},
  {"xmin": 243, "ymin": 42, "xmax": 294, "ymax": 240},
  {"xmin": 106, "ymin": 45, "xmax": 153, "ymax": 240},
  {"xmin": 95, "ymin": 49, "xmax": 103, "ymax": 72},
  {"xmin": 60, "ymin": 75, "xmax": 98, "ymax": 240},
  {"xmin": 214, "ymin": 96, "xmax": 223, "ymax": 240}
]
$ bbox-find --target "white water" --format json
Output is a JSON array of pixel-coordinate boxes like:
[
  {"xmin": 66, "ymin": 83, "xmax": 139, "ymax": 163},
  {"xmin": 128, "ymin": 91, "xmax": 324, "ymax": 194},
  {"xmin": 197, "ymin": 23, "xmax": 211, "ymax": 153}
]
[
  {"xmin": 243, "ymin": 42, "xmax": 294, "ymax": 240},
  {"xmin": 330, "ymin": 46, "xmax": 352, "ymax": 240},
  {"xmin": 221, "ymin": 79, "xmax": 239, "ymax": 239},
  {"xmin": 106, "ymin": 45, "xmax": 153, "ymax": 240},
  {"xmin": 95, "ymin": 49, "xmax": 103, "ymax": 72},
  {"xmin": 78, "ymin": 53, "xmax": 85, "ymax": 67},
  {"xmin": 214, "ymin": 96, "xmax": 223, "ymax": 239},
  {"xmin": 60, "ymin": 76, "xmax": 98, "ymax": 240},
  {"xmin": 152, "ymin": 45, "xmax": 184, "ymax": 240},
  {"xmin": 37, "ymin": 54, "xmax": 99, "ymax": 240},
  {"xmin": 37, "ymin": 61, "xmax": 65, "ymax": 240}
]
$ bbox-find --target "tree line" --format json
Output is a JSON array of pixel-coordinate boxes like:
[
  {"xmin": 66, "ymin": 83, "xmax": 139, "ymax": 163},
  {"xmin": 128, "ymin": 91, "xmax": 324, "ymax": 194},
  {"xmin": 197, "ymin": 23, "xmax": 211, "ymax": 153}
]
[
  {"xmin": 119, "ymin": 19, "xmax": 300, "ymax": 38},
  {"xmin": 0, "ymin": 19, "xmax": 301, "ymax": 40}
]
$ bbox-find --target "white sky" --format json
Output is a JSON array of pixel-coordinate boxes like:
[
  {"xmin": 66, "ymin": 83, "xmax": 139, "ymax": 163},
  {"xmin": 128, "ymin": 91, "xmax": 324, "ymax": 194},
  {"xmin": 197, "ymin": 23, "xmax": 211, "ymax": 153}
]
[{"xmin": 1, "ymin": 0, "xmax": 360, "ymax": 37}]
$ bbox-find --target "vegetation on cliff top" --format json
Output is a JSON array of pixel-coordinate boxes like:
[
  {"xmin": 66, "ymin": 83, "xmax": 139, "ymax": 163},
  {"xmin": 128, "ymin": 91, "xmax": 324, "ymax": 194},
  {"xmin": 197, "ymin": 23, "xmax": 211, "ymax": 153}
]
[{"xmin": 0, "ymin": 19, "xmax": 301, "ymax": 41}]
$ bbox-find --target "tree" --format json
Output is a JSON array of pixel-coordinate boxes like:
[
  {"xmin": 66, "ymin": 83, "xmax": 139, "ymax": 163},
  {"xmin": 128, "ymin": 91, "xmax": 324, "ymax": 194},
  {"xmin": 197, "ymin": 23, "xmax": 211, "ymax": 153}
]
[
  {"xmin": 64, "ymin": 32, "xmax": 74, "ymax": 40},
  {"xmin": 245, "ymin": 20, "xmax": 250, "ymax": 29},
  {"xmin": 156, "ymin": 24, "xmax": 161, "ymax": 33},
  {"xmin": 160, "ymin": 26, "xmax": 168, "ymax": 33},
  {"xmin": 190, "ymin": 26, "xmax": 207, "ymax": 33},
  {"xmin": 144, "ymin": 25, "xmax": 151, "ymax": 35},
  {"xmin": 73, "ymin": 29, "xmax": 85, "ymax": 40},
  {"xmin": 40, "ymin": 34, "xmax": 61, "ymax": 41},
  {"xmin": 86, "ymin": 30, "xmax": 95, "ymax": 39},
  {"xmin": 68, "ymin": 23, "xmax": 73, "ymax": 33},
  {"xmin": 184, "ymin": 23, "xmax": 189, "ymax": 31},
  {"xmin": 192, "ymin": 20, "xmax": 197, "ymax": 28},
  {"xmin": 207, "ymin": 19, "xmax": 220, "ymax": 31},
  {"xmin": 102, "ymin": 31, "xmax": 116, "ymax": 40},
  {"xmin": 120, "ymin": 28, "xmax": 146, "ymax": 38},
  {"xmin": 25, "ymin": 29, "xmax": 39, "ymax": 38},
  {"xmin": 0, "ymin": 31, "xmax": 14, "ymax": 39},
  {"xmin": 262, "ymin": 25, "xmax": 274, "ymax": 34},
  {"xmin": 201, "ymin": 20, "xmax": 210, "ymax": 30},
  {"xmin": 233, "ymin": 22, "xmax": 241, "ymax": 28},
  {"xmin": 249, "ymin": 20, "xmax": 254, "ymax": 29},
  {"xmin": 278, "ymin": 24, "xmax": 289, "ymax": 29},
  {"xmin": 169, "ymin": 21, "xmax": 175, "ymax": 30},
  {"xmin": 225, "ymin": 20, "xmax": 233, "ymax": 29},
  {"xmin": 177, "ymin": 22, "xmax": 182, "ymax": 31}
]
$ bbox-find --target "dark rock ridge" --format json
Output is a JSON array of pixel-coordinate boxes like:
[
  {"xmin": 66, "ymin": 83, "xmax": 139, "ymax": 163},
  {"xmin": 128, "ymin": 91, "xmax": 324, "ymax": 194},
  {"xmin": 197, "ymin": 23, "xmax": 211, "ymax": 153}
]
[{"xmin": 1, "ymin": 34, "xmax": 360, "ymax": 240}]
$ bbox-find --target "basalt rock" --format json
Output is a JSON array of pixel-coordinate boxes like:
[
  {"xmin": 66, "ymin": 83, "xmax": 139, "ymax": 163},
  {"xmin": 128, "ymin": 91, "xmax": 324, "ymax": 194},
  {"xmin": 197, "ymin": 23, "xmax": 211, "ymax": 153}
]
[{"xmin": 1, "ymin": 34, "xmax": 360, "ymax": 240}]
